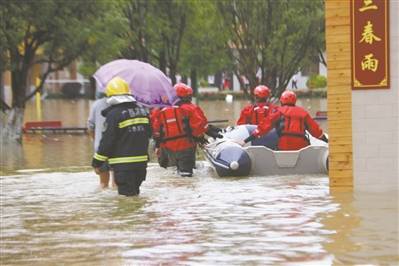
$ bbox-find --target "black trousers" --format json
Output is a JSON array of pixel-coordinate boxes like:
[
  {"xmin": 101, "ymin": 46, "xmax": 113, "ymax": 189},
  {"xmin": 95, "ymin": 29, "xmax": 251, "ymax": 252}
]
[
  {"xmin": 164, "ymin": 147, "xmax": 196, "ymax": 174},
  {"xmin": 114, "ymin": 167, "xmax": 147, "ymax": 196}
]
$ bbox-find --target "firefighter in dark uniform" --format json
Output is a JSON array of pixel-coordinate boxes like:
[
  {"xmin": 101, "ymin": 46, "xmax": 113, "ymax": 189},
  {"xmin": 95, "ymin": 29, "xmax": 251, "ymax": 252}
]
[
  {"xmin": 237, "ymin": 85, "xmax": 276, "ymax": 125},
  {"xmin": 242, "ymin": 90, "xmax": 328, "ymax": 150},
  {"xmin": 152, "ymin": 83, "xmax": 221, "ymax": 177},
  {"xmin": 92, "ymin": 77, "xmax": 151, "ymax": 196}
]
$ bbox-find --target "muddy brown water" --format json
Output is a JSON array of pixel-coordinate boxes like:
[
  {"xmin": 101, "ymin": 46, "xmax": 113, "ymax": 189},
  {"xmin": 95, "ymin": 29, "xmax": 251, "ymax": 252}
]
[{"xmin": 1, "ymin": 99, "xmax": 397, "ymax": 265}]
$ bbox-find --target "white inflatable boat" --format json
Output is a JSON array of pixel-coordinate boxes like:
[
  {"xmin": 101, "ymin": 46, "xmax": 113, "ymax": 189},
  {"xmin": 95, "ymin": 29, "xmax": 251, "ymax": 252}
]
[{"xmin": 203, "ymin": 125, "xmax": 328, "ymax": 177}]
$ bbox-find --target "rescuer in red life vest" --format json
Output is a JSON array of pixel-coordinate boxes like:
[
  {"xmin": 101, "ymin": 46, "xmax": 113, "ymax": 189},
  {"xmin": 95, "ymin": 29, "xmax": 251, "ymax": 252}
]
[
  {"xmin": 242, "ymin": 90, "xmax": 328, "ymax": 150},
  {"xmin": 152, "ymin": 83, "xmax": 221, "ymax": 177},
  {"xmin": 237, "ymin": 85, "xmax": 276, "ymax": 125}
]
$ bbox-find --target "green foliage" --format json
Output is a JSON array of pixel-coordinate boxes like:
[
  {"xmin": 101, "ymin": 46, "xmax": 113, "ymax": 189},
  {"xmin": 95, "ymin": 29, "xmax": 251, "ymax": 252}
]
[
  {"xmin": 199, "ymin": 78, "xmax": 208, "ymax": 87},
  {"xmin": 306, "ymin": 74, "xmax": 327, "ymax": 89},
  {"xmin": 179, "ymin": 0, "xmax": 232, "ymax": 77},
  {"xmin": 1, "ymin": 0, "xmax": 325, "ymax": 101},
  {"xmin": 119, "ymin": 0, "xmax": 232, "ymax": 84},
  {"xmin": 118, "ymin": 0, "xmax": 191, "ymax": 83},
  {"xmin": 0, "ymin": 0, "xmax": 124, "ymax": 107},
  {"xmin": 117, "ymin": 0, "xmax": 324, "ymax": 95},
  {"xmin": 79, "ymin": 2, "xmax": 128, "ymax": 76},
  {"xmin": 215, "ymin": 0, "xmax": 325, "ymax": 98}
]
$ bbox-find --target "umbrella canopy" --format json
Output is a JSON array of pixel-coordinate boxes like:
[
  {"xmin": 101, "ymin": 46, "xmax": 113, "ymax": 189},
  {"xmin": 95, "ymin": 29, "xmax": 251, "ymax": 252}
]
[{"xmin": 93, "ymin": 59, "xmax": 177, "ymax": 107}]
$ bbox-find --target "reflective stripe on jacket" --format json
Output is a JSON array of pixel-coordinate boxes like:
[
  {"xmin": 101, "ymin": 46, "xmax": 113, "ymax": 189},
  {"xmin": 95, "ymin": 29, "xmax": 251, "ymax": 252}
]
[{"xmin": 92, "ymin": 102, "xmax": 151, "ymax": 170}]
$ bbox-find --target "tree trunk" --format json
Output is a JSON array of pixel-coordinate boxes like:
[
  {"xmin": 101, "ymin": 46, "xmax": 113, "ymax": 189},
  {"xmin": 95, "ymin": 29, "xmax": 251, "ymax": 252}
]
[
  {"xmin": 181, "ymin": 75, "xmax": 188, "ymax": 84},
  {"xmin": 159, "ymin": 49, "xmax": 167, "ymax": 75},
  {"xmin": 169, "ymin": 64, "xmax": 177, "ymax": 85},
  {"xmin": 1, "ymin": 107, "xmax": 25, "ymax": 142},
  {"xmin": 0, "ymin": 73, "xmax": 4, "ymax": 102},
  {"xmin": 4, "ymin": 66, "xmax": 29, "ymax": 142},
  {"xmin": 214, "ymin": 71, "xmax": 222, "ymax": 91},
  {"xmin": 190, "ymin": 68, "xmax": 197, "ymax": 97}
]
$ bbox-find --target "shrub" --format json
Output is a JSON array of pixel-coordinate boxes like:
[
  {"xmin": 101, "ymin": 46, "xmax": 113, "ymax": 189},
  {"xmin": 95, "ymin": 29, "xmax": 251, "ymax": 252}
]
[
  {"xmin": 306, "ymin": 75, "xmax": 327, "ymax": 89},
  {"xmin": 199, "ymin": 79, "xmax": 208, "ymax": 87}
]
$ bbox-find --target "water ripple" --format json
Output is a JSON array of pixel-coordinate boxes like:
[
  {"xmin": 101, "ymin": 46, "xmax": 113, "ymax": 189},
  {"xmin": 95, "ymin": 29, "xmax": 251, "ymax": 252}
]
[{"xmin": 1, "ymin": 164, "xmax": 395, "ymax": 265}]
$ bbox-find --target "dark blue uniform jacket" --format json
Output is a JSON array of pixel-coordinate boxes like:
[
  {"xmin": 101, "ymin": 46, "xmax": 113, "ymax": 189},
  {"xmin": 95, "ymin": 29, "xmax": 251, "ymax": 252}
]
[{"xmin": 92, "ymin": 101, "xmax": 151, "ymax": 171}]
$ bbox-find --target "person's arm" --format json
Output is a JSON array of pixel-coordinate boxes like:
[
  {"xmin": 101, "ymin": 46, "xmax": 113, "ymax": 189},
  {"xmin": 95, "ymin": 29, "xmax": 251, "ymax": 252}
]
[
  {"xmin": 181, "ymin": 105, "xmax": 208, "ymax": 146},
  {"xmin": 189, "ymin": 106, "xmax": 209, "ymax": 137},
  {"xmin": 243, "ymin": 110, "xmax": 281, "ymax": 144},
  {"xmin": 92, "ymin": 111, "xmax": 118, "ymax": 168},
  {"xmin": 236, "ymin": 106, "xmax": 250, "ymax": 125},
  {"xmin": 150, "ymin": 109, "xmax": 162, "ymax": 147},
  {"xmin": 87, "ymin": 101, "xmax": 97, "ymax": 140},
  {"xmin": 189, "ymin": 105, "xmax": 222, "ymax": 139},
  {"xmin": 304, "ymin": 113, "xmax": 327, "ymax": 142}
]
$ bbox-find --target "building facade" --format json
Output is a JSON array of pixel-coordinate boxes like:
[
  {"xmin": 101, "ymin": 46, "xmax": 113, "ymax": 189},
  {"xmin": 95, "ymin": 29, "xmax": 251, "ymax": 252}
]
[{"xmin": 326, "ymin": 0, "xmax": 398, "ymax": 191}]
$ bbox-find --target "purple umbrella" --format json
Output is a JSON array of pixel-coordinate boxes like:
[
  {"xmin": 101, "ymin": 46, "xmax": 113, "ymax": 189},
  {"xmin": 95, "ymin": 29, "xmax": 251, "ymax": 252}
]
[{"xmin": 93, "ymin": 59, "xmax": 178, "ymax": 107}]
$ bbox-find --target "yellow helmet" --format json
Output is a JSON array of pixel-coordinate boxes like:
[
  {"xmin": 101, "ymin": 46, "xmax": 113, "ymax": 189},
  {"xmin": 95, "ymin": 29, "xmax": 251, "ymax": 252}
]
[{"xmin": 105, "ymin": 77, "xmax": 130, "ymax": 97}]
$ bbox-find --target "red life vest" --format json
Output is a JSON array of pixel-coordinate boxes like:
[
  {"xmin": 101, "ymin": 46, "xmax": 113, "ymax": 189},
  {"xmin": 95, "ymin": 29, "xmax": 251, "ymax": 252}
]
[
  {"xmin": 277, "ymin": 106, "xmax": 308, "ymax": 140},
  {"xmin": 160, "ymin": 106, "xmax": 188, "ymax": 141},
  {"xmin": 249, "ymin": 104, "xmax": 271, "ymax": 125},
  {"xmin": 253, "ymin": 105, "xmax": 323, "ymax": 151},
  {"xmin": 159, "ymin": 106, "xmax": 194, "ymax": 151}
]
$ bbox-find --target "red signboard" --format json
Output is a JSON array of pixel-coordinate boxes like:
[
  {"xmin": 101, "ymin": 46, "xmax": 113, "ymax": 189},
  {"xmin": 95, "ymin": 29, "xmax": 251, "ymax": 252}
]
[{"xmin": 351, "ymin": 0, "xmax": 390, "ymax": 89}]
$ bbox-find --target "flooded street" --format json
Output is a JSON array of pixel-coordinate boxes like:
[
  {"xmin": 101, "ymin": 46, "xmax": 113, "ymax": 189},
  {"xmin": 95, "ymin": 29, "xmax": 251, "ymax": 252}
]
[
  {"xmin": 1, "ymin": 98, "xmax": 327, "ymax": 174},
  {"xmin": 1, "ymin": 167, "xmax": 335, "ymax": 265},
  {"xmin": 1, "ymin": 99, "xmax": 398, "ymax": 265}
]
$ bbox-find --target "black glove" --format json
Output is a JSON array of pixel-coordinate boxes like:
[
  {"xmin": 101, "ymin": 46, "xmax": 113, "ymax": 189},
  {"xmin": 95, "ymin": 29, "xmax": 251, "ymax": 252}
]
[
  {"xmin": 244, "ymin": 134, "xmax": 256, "ymax": 144},
  {"xmin": 206, "ymin": 125, "xmax": 223, "ymax": 139},
  {"xmin": 320, "ymin": 134, "xmax": 328, "ymax": 143},
  {"xmin": 208, "ymin": 124, "xmax": 222, "ymax": 133},
  {"xmin": 193, "ymin": 136, "xmax": 209, "ymax": 147},
  {"xmin": 210, "ymin": 132, "xmax": 223, "ymax": 139}
]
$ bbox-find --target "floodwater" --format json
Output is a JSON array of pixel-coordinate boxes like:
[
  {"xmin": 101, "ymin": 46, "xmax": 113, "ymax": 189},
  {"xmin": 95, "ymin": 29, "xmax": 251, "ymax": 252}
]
[{"xmin": 1, "ymin": 99, "xmax": 398, "ymax": 265}]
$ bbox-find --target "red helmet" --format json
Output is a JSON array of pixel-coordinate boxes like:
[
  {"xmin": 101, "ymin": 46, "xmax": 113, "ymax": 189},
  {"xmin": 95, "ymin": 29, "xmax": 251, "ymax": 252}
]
[
  {"xmin": 280, "ymin": 90, "xmax": 297, "ymax": 105},
  {"xmin": 174, "ymin": 83, "xmax": 193, "ymax": 97},
  {"xmin": 254, "ymin": 85, "xmax": 271, "ymax": 98}
]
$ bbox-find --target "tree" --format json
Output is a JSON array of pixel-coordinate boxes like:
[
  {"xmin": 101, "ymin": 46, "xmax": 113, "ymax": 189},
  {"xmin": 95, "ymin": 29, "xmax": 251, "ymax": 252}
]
[
  {"xmin": 79, "ymin": 4, "xmax": 128, "ymax": 77},
  {"xmin": 120, "ymin": 0, "xmax": 192, "ymax": 84},
  {"xmin": 179, "ymin": 0, "xmax": 232, "ymax": 95},
  {"xmin": 154, "ymin": 0, "xmax": 190, "ymax": 84},
  {"xmin": 0, "ymin": 0, "xmax": 124, "ymax": 141},
  {"xmin": 216, "ymin": 0, "xmax": 325, "ymax": 99},
  {"xmin": 119, "ymin": 0, "xmax": 152, "ymax": 62}
]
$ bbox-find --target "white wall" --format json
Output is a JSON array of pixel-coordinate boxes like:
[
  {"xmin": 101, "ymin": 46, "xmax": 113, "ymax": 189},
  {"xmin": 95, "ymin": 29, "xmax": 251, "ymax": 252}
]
[
  {"xmin": 287, "ymin": 72, "xmax": 309, "ymax": 90},
  {"xmin": 319, "ymin": 52, "xmax": 327, "ymax": 77},
  {"xmin": 352, "ymin": 0, "xmax": 399, "ymax": 192}
]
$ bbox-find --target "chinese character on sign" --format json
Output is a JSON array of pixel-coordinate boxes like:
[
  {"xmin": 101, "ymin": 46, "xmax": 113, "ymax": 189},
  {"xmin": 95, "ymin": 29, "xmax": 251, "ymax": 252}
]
[
  {"xmin": 359, "ymin": 0, "xmax": 378, "ymax": 12},
  {"xmin": 361, "ymin": 53, "xmax": 379, "ymax": 72},
  {"xmin": 359, "ymin": 21, "xmax": 381, "ymax": 44}
]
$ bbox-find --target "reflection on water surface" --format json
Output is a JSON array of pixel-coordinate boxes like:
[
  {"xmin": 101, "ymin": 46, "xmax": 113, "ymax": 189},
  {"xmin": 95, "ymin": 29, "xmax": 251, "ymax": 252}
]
[
  {"xmin": 2, "ymin": 167, "xmax": 397, "ymax": 265},
  {"xmin": 2, "ymin": 166, "xmax": 337, "ymax": 265}
]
